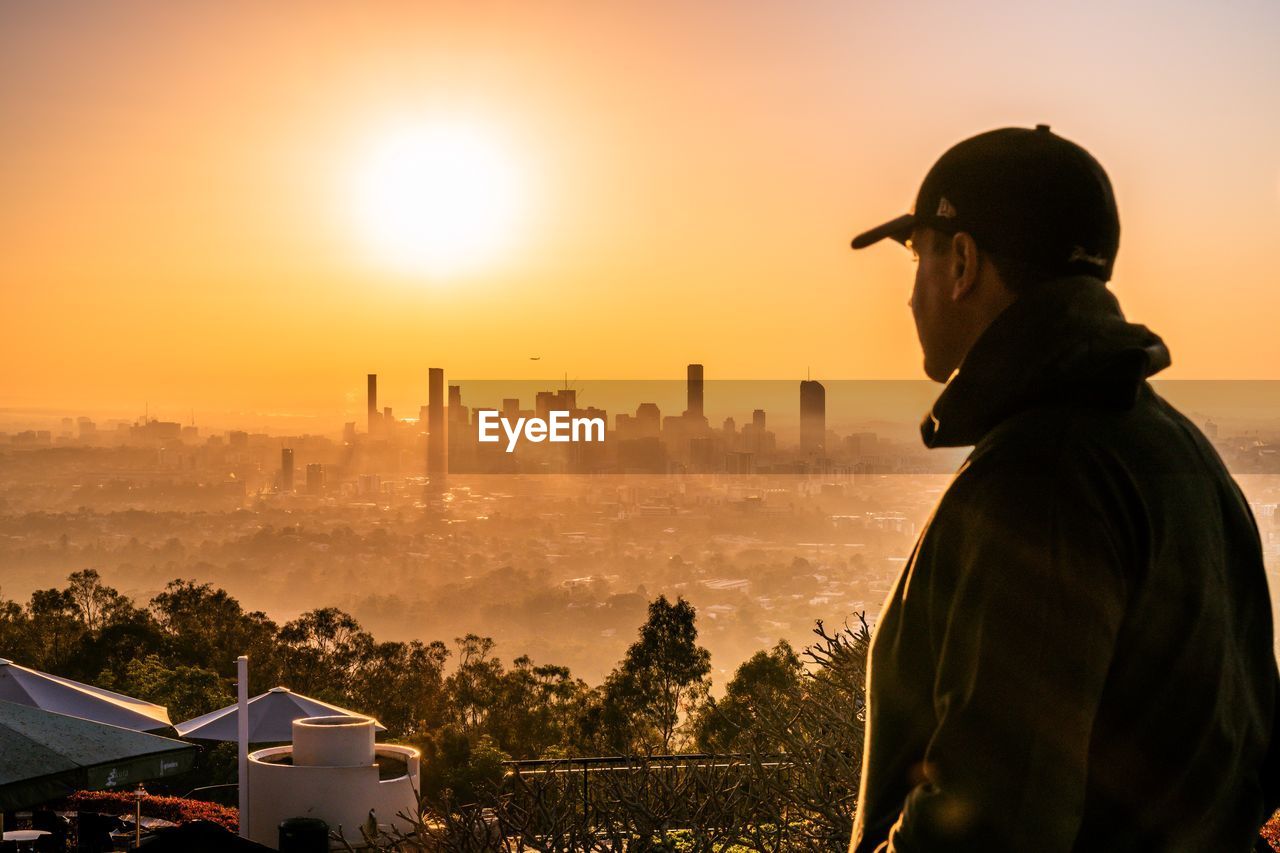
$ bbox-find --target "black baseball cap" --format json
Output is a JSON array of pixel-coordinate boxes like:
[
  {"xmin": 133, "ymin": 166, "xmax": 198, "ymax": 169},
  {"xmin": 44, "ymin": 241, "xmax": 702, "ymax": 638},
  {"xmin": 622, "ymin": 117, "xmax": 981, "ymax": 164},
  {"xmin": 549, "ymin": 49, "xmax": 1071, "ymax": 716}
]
[{"xmin": 850, "ymin": 125, "xmax": 1120, "ymax": 281}]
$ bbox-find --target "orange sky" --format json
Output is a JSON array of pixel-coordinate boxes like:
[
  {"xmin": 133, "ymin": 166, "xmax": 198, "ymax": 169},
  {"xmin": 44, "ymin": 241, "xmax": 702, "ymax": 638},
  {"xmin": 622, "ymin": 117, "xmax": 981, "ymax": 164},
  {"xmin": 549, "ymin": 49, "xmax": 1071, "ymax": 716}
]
[{"xmin": 2, "ymin": 0, "xmax": 1278, "ymax": 424}]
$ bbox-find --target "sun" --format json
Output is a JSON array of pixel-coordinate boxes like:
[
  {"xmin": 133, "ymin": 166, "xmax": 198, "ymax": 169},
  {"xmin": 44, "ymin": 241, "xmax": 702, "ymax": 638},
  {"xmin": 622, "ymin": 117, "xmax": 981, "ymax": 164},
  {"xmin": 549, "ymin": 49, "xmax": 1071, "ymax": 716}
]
[{"xmin": 351, "ymin": 121, "xmax": 523, "ymax": 277}]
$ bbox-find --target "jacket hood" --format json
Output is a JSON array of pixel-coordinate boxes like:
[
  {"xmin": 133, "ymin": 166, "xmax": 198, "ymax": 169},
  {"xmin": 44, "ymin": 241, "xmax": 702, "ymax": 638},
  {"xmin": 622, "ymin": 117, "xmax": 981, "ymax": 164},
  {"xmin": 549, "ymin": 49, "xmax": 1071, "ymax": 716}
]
[{"xmin": 922, "ymin": 275, "xmax": 1171, "ymax": 448}]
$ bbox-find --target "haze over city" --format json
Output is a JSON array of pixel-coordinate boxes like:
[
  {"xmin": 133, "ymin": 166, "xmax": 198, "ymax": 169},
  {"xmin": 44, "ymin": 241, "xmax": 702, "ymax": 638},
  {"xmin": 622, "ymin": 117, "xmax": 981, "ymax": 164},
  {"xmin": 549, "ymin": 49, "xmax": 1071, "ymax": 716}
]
[{"xmin": 3, "ymin": 0, "xmax": 1279, "ymax": 423}]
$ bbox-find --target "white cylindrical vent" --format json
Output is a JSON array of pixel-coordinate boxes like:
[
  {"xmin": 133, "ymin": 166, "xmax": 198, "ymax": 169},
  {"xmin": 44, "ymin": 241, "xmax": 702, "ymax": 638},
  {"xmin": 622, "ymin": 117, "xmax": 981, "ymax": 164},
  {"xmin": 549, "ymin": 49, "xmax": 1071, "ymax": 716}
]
[{"xmin": 292, "ymin": 715, "xmax": 376, "ymax": 767}]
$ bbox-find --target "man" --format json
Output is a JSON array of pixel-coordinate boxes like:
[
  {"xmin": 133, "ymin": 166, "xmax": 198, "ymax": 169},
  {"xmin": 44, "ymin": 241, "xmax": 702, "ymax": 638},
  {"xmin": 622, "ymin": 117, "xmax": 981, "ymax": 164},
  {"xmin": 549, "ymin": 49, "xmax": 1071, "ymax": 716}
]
[{"xmin": 847, "ymin": 125, "xmax": 1280, "ymax": 851}]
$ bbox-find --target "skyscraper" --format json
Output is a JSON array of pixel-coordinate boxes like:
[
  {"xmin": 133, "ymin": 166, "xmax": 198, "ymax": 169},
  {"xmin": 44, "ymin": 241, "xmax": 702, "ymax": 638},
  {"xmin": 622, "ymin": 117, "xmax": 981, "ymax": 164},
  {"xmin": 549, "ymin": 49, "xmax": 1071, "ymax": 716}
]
[
  {"xmin": 305, "ymin": 462, "xmax": 324, "ymax": 495},
  {"xmin": 428, "ymin": 367, "xmax": 446, "ymax": 478},
  {"xmin": 448, "ymin": 385, "xmax": 466, "ymax": 428},
  {"xmin": 800, "ymin": 379, "xmax": 826, "ymax": 454},
  {"xmin": 281, "ymin": 448, "xmax": 294, "ymax": 493},
  {"xmin": 367, "ymin": 374, "xmax": 378, "ymax": 437},
  {"xmin": 686, "ymin": 364, "xmax": 705, "ymax": 419}
]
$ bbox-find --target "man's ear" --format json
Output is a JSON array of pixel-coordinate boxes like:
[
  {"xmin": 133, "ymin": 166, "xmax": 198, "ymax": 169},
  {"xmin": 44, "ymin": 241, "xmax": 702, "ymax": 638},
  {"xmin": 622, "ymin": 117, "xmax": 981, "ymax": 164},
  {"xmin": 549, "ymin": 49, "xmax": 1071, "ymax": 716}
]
[{"xmin": 949, "ymin": 231, "xmax": 980, "ymax": 301}]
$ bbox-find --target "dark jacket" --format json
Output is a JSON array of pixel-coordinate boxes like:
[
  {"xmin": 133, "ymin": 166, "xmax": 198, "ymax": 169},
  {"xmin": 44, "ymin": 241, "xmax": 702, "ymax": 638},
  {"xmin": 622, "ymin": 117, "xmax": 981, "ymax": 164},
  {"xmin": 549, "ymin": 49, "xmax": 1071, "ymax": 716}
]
[{"xmin": 849, "ymin": 276, "xmax": 1280, "ymax": 852}]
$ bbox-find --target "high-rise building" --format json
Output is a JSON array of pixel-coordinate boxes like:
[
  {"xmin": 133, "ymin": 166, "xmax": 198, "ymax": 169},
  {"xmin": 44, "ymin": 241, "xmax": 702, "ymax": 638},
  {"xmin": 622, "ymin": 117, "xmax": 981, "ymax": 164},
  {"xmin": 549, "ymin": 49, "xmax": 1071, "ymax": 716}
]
[
  {"xmin": 428, "ymin": 367, "xmax": 446, "ymax": 478},
  {"xmin": 800, "ymin": 379, "xmax": 826, "ymax": 454},
  {"xmin": 686, "ymin": 364, "xmax": 704, "ymax": 419},
  {"xmin": 367, "ymin": 374, "xmax": 378, "ymax": 437},
  {"xmin": 448, "ymin": 385, "xmax": 465, "ymax": 424},
  {"xmin": 281, "ymin": 448, "xmax": 294, "ymax": 493},
  {"xmin": 636, "ymin": 403, "xmax": 661, "ymax": 438},
  {"xmin": 305, "ymin": 462, "xmax": 325, "ymax": 495}
]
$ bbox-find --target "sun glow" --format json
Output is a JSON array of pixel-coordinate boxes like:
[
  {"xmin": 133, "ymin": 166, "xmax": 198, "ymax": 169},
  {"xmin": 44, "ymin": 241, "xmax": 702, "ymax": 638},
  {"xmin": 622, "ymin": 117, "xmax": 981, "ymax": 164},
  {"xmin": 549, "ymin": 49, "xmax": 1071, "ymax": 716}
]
[{"xmin": 352, "ymin": 121, "xmax": 524, "ymax": 277}]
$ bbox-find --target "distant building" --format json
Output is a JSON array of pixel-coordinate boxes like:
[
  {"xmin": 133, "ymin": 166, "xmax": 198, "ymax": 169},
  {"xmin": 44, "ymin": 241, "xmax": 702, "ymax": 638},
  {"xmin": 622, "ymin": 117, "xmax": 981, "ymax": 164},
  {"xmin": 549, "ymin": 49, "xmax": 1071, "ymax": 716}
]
[
  {"xmin": 281, "ymin": 448, "xmax": 294, "ymax": 492},
  {"xmin": 367, "ymin": 374, "xmax": 378, "ymax": 437},
  {"xmin": 800, "ymin": 379, "xmax": 826, "ymax": 454},
  {"xmin": 305, "ymin": 462, "xmax": 325, "ymax": 495},
  {"xmin": 448, "ymin": 385, "xmax": 466, "ymax": 427},
  {"xmin": 686, "ymin": 364, "xmax": 704, "ymax": 419},
  {"xmin": 636, "ymin": 403, "xmax": 661, "ymax": 438},
  {"xmin": 428, "ymin": 367, "xmax": 446, "ymax": 478},
  {"xmin": 742, "ymin": 408, "xmax": 776, "ymax": 456}
]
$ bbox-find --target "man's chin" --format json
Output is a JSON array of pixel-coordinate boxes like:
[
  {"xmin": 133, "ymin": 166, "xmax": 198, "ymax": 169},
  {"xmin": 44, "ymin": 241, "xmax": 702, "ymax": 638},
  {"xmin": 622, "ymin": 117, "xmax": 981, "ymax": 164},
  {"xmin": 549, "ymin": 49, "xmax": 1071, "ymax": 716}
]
[{"xmin": 922, "ymin": 358, "xmax": 954, "ymax": 384}]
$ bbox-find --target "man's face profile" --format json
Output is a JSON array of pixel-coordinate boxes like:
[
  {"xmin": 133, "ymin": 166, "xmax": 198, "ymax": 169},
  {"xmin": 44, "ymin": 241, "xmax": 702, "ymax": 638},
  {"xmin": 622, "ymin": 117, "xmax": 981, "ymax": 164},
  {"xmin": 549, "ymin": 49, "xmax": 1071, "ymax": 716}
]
[{"xmin": 907, "ymin": 226, "xmax": 960, "ymax": 384}]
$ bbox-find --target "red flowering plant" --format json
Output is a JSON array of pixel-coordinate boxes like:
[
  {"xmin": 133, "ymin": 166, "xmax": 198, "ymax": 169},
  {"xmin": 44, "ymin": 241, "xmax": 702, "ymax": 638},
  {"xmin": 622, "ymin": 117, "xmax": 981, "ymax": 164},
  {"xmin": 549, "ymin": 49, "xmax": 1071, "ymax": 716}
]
[{"xmin": 64, "ymin": 790, "xmax": 238, "ymax": 832}]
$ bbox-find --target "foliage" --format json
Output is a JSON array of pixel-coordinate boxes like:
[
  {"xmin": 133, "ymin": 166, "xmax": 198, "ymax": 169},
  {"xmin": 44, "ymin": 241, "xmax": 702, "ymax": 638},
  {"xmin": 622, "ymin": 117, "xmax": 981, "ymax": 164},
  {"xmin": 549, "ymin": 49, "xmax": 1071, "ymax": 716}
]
[
  {"xmin": 693, "ymin": 640, "xmax": 804, "ymax": 754},
  {"xmin": 1262, "ymin": 812, "xmax": 1280, "ymax": 852},
  {"xmin": 150, "ymin": 579, "xmax": 281, "ymax": 689},
  {"xmin": 64, "ymin": 790, "xmax": 238, "ymax": 831},
  {"xmin": 358, "ymin": 618, "xmax": 872, "ymax": 852},
  {"xmin": 586, "ymin": 595, "xmax": 712, "ymax": 754},
  {"xmin": 417, "ymin": 728, "xmax": 511, "ymax": 806},
  {"xmin": 96, "ymin": 653, "xmax": 228, "ymax": 723},
  {"xmin": 6, "ymin": 571, "xmax": 1277, "ymax": 851},
  {"xmin": 278, "ymin": 606, "xmax": 373, "ymax": 700}
]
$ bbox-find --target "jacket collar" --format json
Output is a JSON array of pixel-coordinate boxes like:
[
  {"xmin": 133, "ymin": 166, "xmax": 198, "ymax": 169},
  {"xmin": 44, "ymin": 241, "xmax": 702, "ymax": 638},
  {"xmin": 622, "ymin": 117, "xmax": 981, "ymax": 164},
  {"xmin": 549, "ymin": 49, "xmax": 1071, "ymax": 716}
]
[{"xmin": 921, "ymin": 275, "xmax": 1172, "ymax": 448}]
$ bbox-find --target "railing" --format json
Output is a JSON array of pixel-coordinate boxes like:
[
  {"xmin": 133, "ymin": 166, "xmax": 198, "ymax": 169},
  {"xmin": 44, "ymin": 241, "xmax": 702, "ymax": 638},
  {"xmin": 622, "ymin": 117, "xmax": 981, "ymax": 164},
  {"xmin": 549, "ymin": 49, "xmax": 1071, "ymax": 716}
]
[
  {"xmin": 500, "ymin": 753, "xmax": 795, "ymax": 834},
  {"xmin": 181, "ymin": 783, "xmax": 238, "ymax": 807}
]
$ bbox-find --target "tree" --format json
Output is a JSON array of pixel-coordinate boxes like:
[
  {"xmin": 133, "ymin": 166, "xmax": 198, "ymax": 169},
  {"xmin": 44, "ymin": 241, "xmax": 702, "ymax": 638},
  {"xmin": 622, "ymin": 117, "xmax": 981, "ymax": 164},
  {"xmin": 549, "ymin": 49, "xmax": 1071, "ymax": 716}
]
[
  {"xmin": 592, "ymin": 595, "xmax": 712, "ymax": 753},
  {"xmin": 149, "ymin": 580, "xmax": 280, "ymax": 688},
  {"xmin": 0, "ymin": 591, "xmax": 31, "ymax": 664},
  {"xmin": 445, "ymin": 634, "xmax": 503, "ymax": 734},
  {"xmin": 277, "ymin": 607, "xmax": 373, "ymax": 700},
  {"xmin": 694, "ymin": 639, "xmax": 804, "ymax": 753},
  {"xmin": 65, "ymin": 569, "xmax": 129, "ymax": 633},
  {"xmin": 351, "ymin": 639, "xmax": 451, "ymax": 740},
  {"xmin": 72, "ymin": 608, "xmax": 167, "ymax": 685},
  {"xmin": 25, "ymin": 587, "xmax": 82, "ymax": 672},
  {"xmin": 99, "ymin": 654, "xmax": 228, "ymax": 723},
  {"xmin": 485, "ymin": 655, "xmax": 589, "ymax": 759}
]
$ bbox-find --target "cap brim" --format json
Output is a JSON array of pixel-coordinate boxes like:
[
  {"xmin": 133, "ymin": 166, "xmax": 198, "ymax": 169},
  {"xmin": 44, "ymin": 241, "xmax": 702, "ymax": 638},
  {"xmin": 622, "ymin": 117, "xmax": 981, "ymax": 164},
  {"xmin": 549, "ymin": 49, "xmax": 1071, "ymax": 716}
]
[{"xmin": 850, "ymin": 213, "xmax": 915, "ymax": 250}]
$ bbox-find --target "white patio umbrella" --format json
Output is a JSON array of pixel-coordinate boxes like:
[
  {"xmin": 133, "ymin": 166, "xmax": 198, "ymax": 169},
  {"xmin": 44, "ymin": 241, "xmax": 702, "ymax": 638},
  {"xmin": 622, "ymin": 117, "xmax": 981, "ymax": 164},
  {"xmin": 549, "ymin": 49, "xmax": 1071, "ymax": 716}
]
[
  {"xmin": 0, "ymin": 658, "xmax": 172, "ymax": 733},
  {"xmin": 174, "ymin": 686, "xmax": 385, "ymax": 743}
]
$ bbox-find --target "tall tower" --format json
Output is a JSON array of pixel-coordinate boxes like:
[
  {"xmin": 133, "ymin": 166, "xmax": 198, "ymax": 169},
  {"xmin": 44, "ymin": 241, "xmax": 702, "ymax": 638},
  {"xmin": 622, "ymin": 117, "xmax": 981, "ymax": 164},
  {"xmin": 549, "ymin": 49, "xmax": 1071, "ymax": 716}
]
[
  {"xmin": 448, "ymin": 385, "xmax": 466, "ymax": 428},
  {"xmin": 686, "ymin": 363, "xmax": 704, "ymax": 419},
  {"xmin": 281, "ymin": 448, "xmax": 294, "ymax": 493},
  {"xmin": 428, "ymin": 367, "xmax": 447, "ymax": 478},
  {"xmin": 367, "ymin": 374, "xmax": 378, "ymax": 437},
  {"xmin": 800, "ymin": 379, "xmax": 826, "ymax": 454}
]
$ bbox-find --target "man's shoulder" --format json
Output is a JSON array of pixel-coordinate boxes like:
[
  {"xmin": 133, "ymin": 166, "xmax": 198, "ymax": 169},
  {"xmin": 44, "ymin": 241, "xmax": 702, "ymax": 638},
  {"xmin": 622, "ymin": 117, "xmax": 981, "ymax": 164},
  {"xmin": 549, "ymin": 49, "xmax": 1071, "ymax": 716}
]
[
  {"xmin": 964, "ymin": 384, "xmax": 1218, "ymax": 480},
  {"xmin": 934, "ymin": 384, "xmax": 1234, "ymax": 550}
]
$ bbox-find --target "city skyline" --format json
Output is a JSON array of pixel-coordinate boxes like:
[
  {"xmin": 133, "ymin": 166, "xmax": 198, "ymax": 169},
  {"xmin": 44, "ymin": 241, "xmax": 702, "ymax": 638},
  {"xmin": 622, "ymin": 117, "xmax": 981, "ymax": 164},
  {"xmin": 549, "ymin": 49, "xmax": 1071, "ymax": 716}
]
[{"xmin": 3, "ymin": 1, "xmax": 1279, "ymax": 420}]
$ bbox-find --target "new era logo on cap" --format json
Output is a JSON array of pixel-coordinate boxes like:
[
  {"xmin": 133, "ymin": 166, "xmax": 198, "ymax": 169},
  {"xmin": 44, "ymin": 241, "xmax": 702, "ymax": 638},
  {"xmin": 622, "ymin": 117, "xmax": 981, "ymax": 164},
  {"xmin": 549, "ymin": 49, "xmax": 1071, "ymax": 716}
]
[
  {"xmin": 936, "ymin": 197, "xmax": 957, "ymax": 219},
  {"xmin": 1069, "ymin": 245, "xmax": 1108, "ymax": 268}
]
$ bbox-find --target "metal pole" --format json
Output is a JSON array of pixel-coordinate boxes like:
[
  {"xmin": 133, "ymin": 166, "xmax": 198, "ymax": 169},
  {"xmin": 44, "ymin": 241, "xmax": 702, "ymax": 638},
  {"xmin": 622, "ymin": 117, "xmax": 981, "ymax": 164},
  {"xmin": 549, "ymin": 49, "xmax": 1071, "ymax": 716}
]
[
  {"xmin": 237, "ymin": 655, "xmax": 250, "ymax": 839},
  {"xmin": 134, "ymin": 786, "xmax": 143, "ymax": 848}
]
